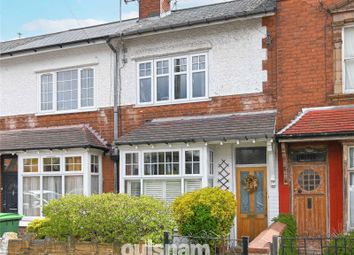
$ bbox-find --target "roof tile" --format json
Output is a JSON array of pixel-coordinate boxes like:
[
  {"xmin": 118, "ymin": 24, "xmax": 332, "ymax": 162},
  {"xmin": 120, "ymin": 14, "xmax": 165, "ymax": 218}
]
[
  {"xmin": 118, "ymin": 110, "xmax": 276, "ymax": 145},
  {"xmin": 0, "ymin": 125, "xmax": 108, "ymax": 152},
  {"xmin": 278, "ymin": 106, "xmax": 354, "ymax": 137}
]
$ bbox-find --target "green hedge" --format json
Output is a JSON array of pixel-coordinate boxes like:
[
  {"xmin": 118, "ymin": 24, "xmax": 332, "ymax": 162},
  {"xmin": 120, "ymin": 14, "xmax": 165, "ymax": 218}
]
[
  {"xmin": 172, "ymin": 187, "xmax": 236, "ymax": 238},
  {"xmin": 272, "ymin": 214, "xmax": 297, "ymax": 255},
  {"xmin": 27, "ymin": 193, "xmax": 175, "ymax": 244}
]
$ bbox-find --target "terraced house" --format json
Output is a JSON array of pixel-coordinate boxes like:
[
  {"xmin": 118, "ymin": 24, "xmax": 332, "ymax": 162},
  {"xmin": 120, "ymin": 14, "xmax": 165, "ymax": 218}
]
[
  {"xmin": 0, "ymin": 0, "xmax": 278, "ymax": 239},
  {"xmin": 275, "ymin": 0, "xmax": 354, "ymax": 236}
]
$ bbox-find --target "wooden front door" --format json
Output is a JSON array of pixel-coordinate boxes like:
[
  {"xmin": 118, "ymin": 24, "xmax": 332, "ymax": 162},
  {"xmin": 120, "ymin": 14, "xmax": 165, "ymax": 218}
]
[
  {"xmin": 237, "ymin": 167, "xmax": 267, "ymax": 240},
  {"xmin": 292, "ymin": 164, "xmax": 327, "ymax": 236}
]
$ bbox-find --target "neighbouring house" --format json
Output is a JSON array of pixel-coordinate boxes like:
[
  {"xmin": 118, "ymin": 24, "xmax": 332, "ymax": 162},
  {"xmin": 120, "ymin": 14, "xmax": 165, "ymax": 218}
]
[
  {"xmin": 0, "ymin": 0, "xmax": 278, "ymax": 240},
  {"xmin": 275, "ymin": 0, "xmax": 354, "ymax": 236}
]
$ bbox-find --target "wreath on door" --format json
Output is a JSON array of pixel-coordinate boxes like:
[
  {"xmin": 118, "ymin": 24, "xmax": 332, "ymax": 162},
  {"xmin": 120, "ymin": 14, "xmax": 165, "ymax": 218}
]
[{"xmin": 242, "ymin": 175, "xmax": 258, "ymax": 193}]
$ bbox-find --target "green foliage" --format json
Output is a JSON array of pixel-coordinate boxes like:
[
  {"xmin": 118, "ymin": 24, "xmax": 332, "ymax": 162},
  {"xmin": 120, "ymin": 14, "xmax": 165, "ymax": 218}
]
[
  {"xmin": 27, "ymin": 193, "xmax": 175, "ymax": 244},
  {"xmin": 27, "ymin": 218, "xmax": 50, "ymax": 239},
  {"xmin": 272, "ymin": 214, "xmax": 297, "ymax": 255},
  {"xmin": 328, "ymin": 232, "xmax": 354, "ymax": 255},
  {"xmin": 272, "ymin": 214, "xmax": 297, "ymax": 238},
  {"xmin": 172, "ymin": 187, "xmax": 236, "ymax": 238}
]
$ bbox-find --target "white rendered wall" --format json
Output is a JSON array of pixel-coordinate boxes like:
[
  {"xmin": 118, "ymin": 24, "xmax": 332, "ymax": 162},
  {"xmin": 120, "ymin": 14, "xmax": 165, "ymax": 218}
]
[
  {"xmin": 0, "ymin": 43, "xmax": 114, "ymax": 117},
  {"xmin": 120, "ymin": 18, "xmax": 268, "ymax": 106},
  {"xmin": 0, "ymin": 18, "xmax": 268, "ymax": 116}
]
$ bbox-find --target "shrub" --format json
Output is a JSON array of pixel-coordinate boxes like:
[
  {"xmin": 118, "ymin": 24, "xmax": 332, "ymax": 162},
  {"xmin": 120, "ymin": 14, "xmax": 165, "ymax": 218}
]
[
  {"xmin": 27, "ymin": 193, "xmax": 175, "ymax": 244},
  {"xmin": 328, "ymin": 232, "xmax": 354, "ymax": 255},
  {"xmin": 272, "ymin": 214, "xmax": 297, "ymax": 238},
  {"xmin": 172, "ymin": 187, "xmax": 236, "ymax": 238},
  {"xmin": 272, "ymin": 214, "xmax": 297, "ymax": 255},
  {"xmin": 27, "ymin": 218, "xmax": 50, "ymax": 239}
]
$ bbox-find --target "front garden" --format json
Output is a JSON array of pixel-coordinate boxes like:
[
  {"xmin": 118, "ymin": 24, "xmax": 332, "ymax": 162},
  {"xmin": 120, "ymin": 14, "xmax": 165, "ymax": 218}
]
[{"xmin": 27, "ymin": 187, "xmax": 236, "ymax": 245}]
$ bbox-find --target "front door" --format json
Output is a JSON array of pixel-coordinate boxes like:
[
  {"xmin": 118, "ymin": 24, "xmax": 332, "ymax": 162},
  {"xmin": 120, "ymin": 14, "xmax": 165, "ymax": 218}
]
[
  {"xmin": 292, "ymin": 164, "xmax": 327, "ymax": 236},
  {"xmin": 1, "ymin": 156, "xmax": 18, "ymax": 213},
  {"xmin": 237, "ymin": 167, "xmax": 267, "ymax": 240}
]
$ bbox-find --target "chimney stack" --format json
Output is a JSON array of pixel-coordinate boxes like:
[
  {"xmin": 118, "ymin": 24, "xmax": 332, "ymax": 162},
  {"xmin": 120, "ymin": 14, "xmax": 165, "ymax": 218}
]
[{"xmin": 139, "ymin": 0, "xmax": 171, "ymax": 19}]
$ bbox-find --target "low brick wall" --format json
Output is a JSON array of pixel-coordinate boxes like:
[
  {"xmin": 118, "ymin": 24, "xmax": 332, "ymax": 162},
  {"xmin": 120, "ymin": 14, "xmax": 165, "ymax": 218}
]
[
  {"xmin": 7, "ymin": 237, "xmax": 120, "ymax": 255},
  {"xmin": 248, "ymin": 222, "xmax": 286, "ymax": 255}
]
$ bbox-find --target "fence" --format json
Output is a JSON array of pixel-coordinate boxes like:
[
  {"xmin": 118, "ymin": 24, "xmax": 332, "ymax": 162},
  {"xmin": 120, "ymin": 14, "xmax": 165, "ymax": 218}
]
[
  {"xmin": 165, "ymin": 232, "xmax": 249, "ymax": 255},
  {"xmin": 275, "ymin": 235, "xmax": 354, "ymax": 255}
]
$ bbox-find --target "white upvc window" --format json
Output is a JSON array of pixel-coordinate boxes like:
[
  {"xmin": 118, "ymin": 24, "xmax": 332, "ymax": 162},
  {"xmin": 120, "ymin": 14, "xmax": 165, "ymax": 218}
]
[
  {"xmin": 39, "ymin": 67, "xmax": 95, "ymax": 113},
  {"xmin": 156, "ymin": 59, "xmax": 170, "ymax": 102},
  {"xmin": 348, "ymin": 148, "xmax": 354, "ymax": 229},
  {"xmin": 343, "ymin": 26, "xmax": 354, "ymax": 93},
  {"xmin": 122, "ymin": 147, "xmax": 205, "ymax": 202},
  {"xmin": 138, "ymin": 62, "xmax": 153, "ymax": 104},
  {"xmin": 137, "ymin": 53, "xmax": 208, "ymax": 105},
  {"xmin": 143, "ymin": 151, "xmax": 180, "ymax": 176},
  {"xmin": 18, "ymin": 151, "xmax": 102, "ymax": 221},
  {"xmin": 184, "ymin": 150, "xmax": 200, "ymax": 175},
  {"xmin": 90, "ymin": 155, "xmax": 100, "ymax": 194}
]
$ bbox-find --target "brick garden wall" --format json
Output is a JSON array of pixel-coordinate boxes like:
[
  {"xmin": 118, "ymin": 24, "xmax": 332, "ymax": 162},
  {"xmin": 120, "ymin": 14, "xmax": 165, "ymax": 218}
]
[{"xmin": 6, "ymin": 238, "xmax": 119, "ymax": 255}]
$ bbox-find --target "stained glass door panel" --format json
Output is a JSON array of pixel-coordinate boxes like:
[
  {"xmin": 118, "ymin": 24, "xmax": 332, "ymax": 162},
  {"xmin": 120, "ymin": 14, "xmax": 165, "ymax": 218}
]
[{"xmin": 237, "ymin": 167, "xmax": 267, "ymax": 240}]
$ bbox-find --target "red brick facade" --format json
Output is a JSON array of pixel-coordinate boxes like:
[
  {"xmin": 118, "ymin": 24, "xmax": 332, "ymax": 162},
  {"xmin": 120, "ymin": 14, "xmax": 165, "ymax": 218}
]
[
  {"xmin": 276, "ymin": 0, "xmax": 334, "ymax": 129},
  {"xmin": 139, "ymin": 0, "xmax": 170, "ymax": 19},
  {"xmin": 276, "ymin": 0, "xmax": 354, "ymax": 234}
]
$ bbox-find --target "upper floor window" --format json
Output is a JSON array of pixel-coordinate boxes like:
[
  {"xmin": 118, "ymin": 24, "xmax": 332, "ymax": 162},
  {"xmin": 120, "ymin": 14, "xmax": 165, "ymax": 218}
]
[
  {"xmin": 344, "ymin": 26, "xmax": 354, "ymax": 92},
  {"xmin": 137, "ymin": 53, "xmax": 208, "ymax": 105},
  {"xmin": 39, "ymin": 68, "xmax": 94, "ymax": 113}
]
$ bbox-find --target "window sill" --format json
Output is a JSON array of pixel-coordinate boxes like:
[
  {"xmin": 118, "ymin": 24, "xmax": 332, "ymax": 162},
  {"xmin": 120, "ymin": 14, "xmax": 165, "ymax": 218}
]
[
  {"xmin": 134, "ymin": 98, "xmax": 211, "ymax": 108},
  {"xmin": 35, "ymin": 107, "xmax": 99, "ymax": 116}
]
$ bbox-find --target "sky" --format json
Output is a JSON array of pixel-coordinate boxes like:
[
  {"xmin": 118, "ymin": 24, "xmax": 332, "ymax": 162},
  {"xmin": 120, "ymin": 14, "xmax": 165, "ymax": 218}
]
[{"xmin": 0, "ymin": 0, "xmax": 231, "ymax": 42}]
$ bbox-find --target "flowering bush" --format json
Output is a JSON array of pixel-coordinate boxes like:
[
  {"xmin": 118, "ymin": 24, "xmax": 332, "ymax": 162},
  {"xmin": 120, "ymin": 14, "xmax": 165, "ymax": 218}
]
[
  {"xmin": 171, "ymin": 187, "xmax": 236, "ymax": 238},
  {"xmin": 27, "ymin": 193, "xmax": 175, "ymax": 244}
]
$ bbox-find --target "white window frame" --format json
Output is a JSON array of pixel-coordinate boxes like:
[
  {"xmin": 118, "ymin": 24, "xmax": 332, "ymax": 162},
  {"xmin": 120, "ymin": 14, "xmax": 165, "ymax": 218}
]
[
  {"xmin": 137, "ymin": 61, "xmax": 154, "ymax": 105},
  {"xmin": 136, "ymin": 53, "xmax": 208, "ymax": 106},
  {"xmin": 343, "ymin": 25, "xmax": 354, "ymax": 94},
  {"xmin": 348, "ymin": 147, "xmax": 354, "ymax": 230},
  {"xmin": 37, "ymin": 66, "xmax": 96, "ymax": 114},
  {"xmin": 18, "ymin": 150, "xmax": 102, "ymax": 225},
  {"xmin": 121, "ymin": 146, "xmax": 207, "ymax": 200},
  {"xmin": 190, "ymin": 53, "xmax": 208, "ymax": 99},
  {"xmin": 155, "ymin": 58, "xmax": 172, "ymax": 103}
]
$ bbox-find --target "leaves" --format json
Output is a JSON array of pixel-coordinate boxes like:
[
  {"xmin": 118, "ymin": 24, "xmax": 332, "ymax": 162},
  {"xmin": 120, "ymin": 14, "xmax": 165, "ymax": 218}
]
[
  {"xmin": 27, "ymin": 193, "xmax": 175, "ymax": 244},
  {"xmin": 171, "ymin": 187, "xmax": 236, "ymax": 238}
]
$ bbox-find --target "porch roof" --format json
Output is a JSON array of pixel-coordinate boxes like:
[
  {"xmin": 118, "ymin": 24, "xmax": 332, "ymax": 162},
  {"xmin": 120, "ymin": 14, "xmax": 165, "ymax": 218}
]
[
  {"xmin": 117, "ymin": 110, "xmax": 276, "ymax": 145},
  {"xmin": 0, "ymin": 125, "xmax": 108, "ymax": 152},
  {"xmin": 278, "ymin": 105, "xmax": 354, "ymax": 139}
]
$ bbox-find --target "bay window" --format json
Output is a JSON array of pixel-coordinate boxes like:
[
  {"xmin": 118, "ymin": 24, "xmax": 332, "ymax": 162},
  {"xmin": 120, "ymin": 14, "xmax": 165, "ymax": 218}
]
[
  {"xmin": 349, "ymin": 148, "xmax": 354, "ymax": 228},
  {"xmin": 20, "ymin": 152, "xmax": 102, "ymax": 219},
  {"xmin": 39, "ymin": 67, "xmax": 95, "ymax": 113},
  {"xmin": 344, "ymin": 26, "xmax": 354, "ymax": 92},
  {"xmin": 137, "ymin": 53, "xmax": 208, "ymax": 105},
  {"xmin": 122, "ymin": 148, "xmax": 206, "ymax": 202}
]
